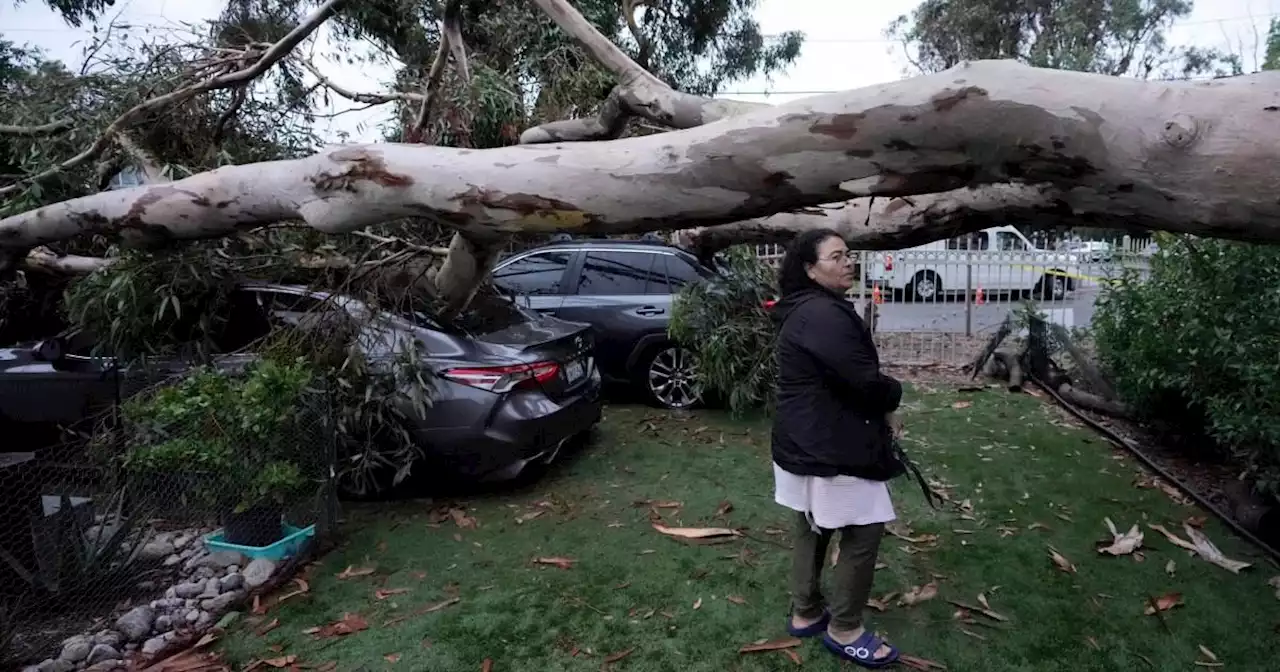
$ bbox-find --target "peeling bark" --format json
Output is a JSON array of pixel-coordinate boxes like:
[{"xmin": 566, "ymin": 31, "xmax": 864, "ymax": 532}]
[{"xmin": 4, "ymin": 60, "xmax": 1280, "ymax": 305}]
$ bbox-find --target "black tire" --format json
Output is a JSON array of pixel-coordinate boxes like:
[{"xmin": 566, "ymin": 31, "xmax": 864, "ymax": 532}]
[
  {"xmin": 634, "ymin": 343, "xmax": 702, "ymax": 410},
  {"xmin": 1035, "ymin": 273, "xmax": 1068, "ymax": 300},
  {"xmin": 905, "ymin": 271, "xmax": 942, "ymax": 303}
]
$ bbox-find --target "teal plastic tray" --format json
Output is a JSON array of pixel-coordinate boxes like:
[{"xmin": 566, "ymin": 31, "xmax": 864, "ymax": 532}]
[{"xmin": 204, "ymin": 523, "xmax": 316, "ymax": 561}]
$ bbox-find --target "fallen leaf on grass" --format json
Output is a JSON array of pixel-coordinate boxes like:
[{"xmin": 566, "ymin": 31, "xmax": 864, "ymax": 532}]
[
  {"xmin": 1147, "ymin": 523, "xmax": 1198, "ymax": 552},
  {"xmin": 1166, "ymin": 559, "xmax": 1176, "ymax": 576},
  {"xmin": 255, "ymin": 618, "xmax": 280, "ymax": 636},
  {"xmin": 337, "ymin": 565, "xmax": 376, "ymax": 580},
  {"xmin": 646, "ymin": 499, "xmax": 682, "ymax": 509},
  {"xmin": 726, "ymin": 595, "xmax": 746, "ymax": 605},
  {"xmin": 946, "ymin": 599, "xmax": 1007, "ymax": 622},
  {"xmin": 533, "ymin": 557, "xmax": 575, "ymax": 570},
  {"xmin": 1198, "ymin": 644, "xmax": 1218, "ymax": 662},
  {"xmin": 375, "ymin": 588, "xmax": 411, "ymax": 600},
  {"xmin": 951, "ymin": 401, "xmax": 972, "ymax": 409},
  {"xmin": 263, "ymin": 656, "xmax": 296, "ymax": 668},
  {"xmin": 481, "ymin": 659, "xmax": 493, "ymax": 672},
  {"xmin": 449, "ymin": 507, "xmax": 478, "ymax": 529},
  {"xmin": 1097, "ymin": 518, "xmax": 1143, "ymax": 556},
  {"xmin": 1048, "ymin": 546, "xmax": 1077, "ymax": 573},
  {"xmin": 899, "ymin": 583, "xmax": 938, "ymax": 606},
  {"xmin": 900, "ymin": 653, "xmax": 948, "ymax": 670},
  {"xmin": 384, "ymin": 653, "xmax": 401, "ymax": 664},
  {"xmin": 651, "ymin": 523, "xmax": 739, "ymax": 539},
  {"xmin": 715, "ymin": 500, "xmax": 734, "ymax": 516},
  {"xmin": 1143, "ymin": 592, "xmax": 1183, "ymax": 615},
  {"xmin": 739, "ymin": 638, "xmax": 802, "ymax": 653},
  {"xmin": 602, "ymin": 647, "xmax": 635, "ymax": 668},
  {"xmin": 1183, "ymin": 524, "xmax": 1252, "ymax": 574},
  {"xmin": 866, "ymin": 592, "xmax": 897, "ymax": 611},
  {"xmin": 515, "ymin": 510, "xmax": 545, "ymax": 524},
  {"xmin": 312, "ymin": 612, "xmax": 369, "ymax": 638},
  {"xmin": 693, "ymin": 598, "xmax": 702, "ymax": 610}
]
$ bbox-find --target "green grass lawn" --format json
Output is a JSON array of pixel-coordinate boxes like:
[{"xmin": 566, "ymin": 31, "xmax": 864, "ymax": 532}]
[{"xmin": 217, "ymin": 385, "xmax": 1279, "ymax": 671}]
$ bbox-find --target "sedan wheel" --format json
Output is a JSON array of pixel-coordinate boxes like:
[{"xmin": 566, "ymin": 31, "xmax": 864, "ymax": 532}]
[{"xmin": 644, "ymin": 345, "xmax": 701, "ymax": 409}]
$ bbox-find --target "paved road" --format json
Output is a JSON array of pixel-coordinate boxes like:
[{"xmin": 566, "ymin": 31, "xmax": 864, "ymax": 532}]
[{"xmin": 865, "ymin": 285, "xmax": 1103, "ymax": 335}]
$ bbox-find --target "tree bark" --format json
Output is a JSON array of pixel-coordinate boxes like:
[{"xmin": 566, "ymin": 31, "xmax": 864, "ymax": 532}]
[{"xmin": 5, "ymin": 60, "xmax": 1280, "ymax": 305}]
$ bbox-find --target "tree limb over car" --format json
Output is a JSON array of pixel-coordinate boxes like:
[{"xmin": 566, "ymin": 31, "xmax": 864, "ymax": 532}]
[{"xmin": 4, "ymin": 0, "xmax": 1280, "ymax": 311}]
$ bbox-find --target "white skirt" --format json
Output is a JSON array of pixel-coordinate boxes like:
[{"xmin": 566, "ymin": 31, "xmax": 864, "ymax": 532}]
[{"xmin": 773, "ymin": 462, "xmax": 896, "ymax": 530}]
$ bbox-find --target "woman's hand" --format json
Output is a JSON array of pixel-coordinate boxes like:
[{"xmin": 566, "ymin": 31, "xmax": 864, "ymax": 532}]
[{"xmin": 885, "ymin": 412, "xmax": 904, "ymax": 435}]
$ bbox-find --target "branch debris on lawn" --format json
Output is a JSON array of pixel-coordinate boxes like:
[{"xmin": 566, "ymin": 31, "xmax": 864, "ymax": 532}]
[
  {"xmin": 1148, "ymin": 523, "xmax": 1253, "ymax": 573},
  {"xmin": 533, "ymin": 556, "xmax": 576, "ymax": 569},
  {"xmin": 383, "ymin": 597, "xmax": 461, "ymax": 627},
  {"xmin": 1097, "ymin": 518, "xmax": 1143, "ymax": 556},
  {"xmin": 739, "ymin": 637, "xmax": 802, "ymax": 654}
]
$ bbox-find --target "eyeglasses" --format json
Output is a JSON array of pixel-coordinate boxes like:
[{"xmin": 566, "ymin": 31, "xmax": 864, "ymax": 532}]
[{"xmin": 818, "ymin": 250, "xmax": 857, "ymax": 264}]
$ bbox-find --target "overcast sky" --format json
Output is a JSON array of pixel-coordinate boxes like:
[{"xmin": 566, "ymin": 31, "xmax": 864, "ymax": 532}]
[{"xmin": 5, "ymin": 0, "xmax": 1279, "ymax": 143}]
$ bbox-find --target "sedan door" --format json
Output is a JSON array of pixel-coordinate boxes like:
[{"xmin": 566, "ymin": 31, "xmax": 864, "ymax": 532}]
[{"xmin": 553, "ymin": 249, "xmax": 670, "ymax": 380}]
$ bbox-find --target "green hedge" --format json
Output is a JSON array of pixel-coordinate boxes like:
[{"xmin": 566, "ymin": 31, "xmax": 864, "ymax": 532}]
[{"xmin": 1093, "ymin": 236, "xmax": 1280, "ymax": 499}]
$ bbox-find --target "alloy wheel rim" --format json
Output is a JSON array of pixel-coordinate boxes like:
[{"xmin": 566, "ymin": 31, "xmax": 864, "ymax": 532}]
[{"xmin": 648, "ymin": 347, "xmax": 700, "ymax": 409}]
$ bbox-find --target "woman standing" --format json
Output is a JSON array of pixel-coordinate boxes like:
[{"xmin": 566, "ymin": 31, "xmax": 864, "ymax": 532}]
[{"xmin": 770, "ymin": 229, "xmax": 905, "ymax": 668}]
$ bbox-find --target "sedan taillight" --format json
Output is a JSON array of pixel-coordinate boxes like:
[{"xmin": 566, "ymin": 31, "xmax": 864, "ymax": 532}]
[{"xmin": 442, "ymin": 361, "xmax": 559, "ymax": 393}]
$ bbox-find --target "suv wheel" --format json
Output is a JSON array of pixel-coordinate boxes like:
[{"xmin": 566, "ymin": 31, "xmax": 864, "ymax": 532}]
[{"xmin": 639, "ymin": 344, "xmax": 701, "ymax": 409}]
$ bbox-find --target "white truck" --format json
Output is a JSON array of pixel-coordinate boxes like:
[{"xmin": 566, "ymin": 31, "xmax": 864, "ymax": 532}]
[{"xmin": 863, "ymin": 226, "xmax": 1082, "ymax": 302}]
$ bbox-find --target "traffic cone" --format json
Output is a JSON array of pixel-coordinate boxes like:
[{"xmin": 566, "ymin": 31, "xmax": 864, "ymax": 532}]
[
  {"xmin": 872, "ymin": 284, "xmax": 884, "ymax": 305},
  {"xmin": 975, "ymin": 286, "xmax": 985, "ymax": 305}
]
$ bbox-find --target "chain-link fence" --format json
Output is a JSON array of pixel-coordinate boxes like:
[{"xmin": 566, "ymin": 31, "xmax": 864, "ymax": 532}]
[
  {"xmin": 2, "ymin": 363, "xmax": 338, "ymax": 670},
  {"xmin": 754, "ymin": 233, "xmax": 1155, "ymax": 367}
]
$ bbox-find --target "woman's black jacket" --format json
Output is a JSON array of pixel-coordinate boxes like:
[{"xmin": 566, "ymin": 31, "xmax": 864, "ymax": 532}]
[{"xmin": 770, "ymin": 287, "xmax": 904, "ymax": 480}]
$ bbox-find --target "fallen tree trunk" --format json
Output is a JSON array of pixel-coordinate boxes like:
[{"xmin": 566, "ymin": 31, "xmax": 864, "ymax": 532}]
[{"xmin": 5, "ymin": 60, "xmax": 1280, "ymax": 305}]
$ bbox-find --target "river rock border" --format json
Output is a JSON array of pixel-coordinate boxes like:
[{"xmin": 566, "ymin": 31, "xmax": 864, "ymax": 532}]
[{"xmin": 21, "ymin": 530, "xmax": 279, "ymax": 672}]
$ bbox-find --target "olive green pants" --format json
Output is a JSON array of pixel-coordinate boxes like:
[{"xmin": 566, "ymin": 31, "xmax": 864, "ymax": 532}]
[{"xmin": 789, "ymin": 510, "xmax": 885, "ymax": 632}]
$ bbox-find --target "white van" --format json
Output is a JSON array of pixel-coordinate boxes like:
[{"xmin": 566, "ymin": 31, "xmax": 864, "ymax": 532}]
[{"xmin": 863, "ymin": 226, "xmax": 1082, "ymax": 302}]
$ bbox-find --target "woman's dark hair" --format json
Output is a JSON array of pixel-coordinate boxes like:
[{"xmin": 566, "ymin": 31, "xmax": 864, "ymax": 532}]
[{"xmin": 778, "ymin": 228, "xmax": 844, "ymax": 296}]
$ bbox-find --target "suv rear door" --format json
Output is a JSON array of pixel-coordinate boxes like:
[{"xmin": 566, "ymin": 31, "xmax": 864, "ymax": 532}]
[
  {"xmin": 490, "ymin": 249, "xmax": 575, "ymax": 315},
  {"xmin": 554, "ymin": 249, "xmax": 670, "ymax": 379}
]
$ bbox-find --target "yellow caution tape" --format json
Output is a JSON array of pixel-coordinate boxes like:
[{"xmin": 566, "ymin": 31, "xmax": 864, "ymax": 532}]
[{"xmin": 1013, "ymin": 264, "xmax": 1114, "ymax": 284}]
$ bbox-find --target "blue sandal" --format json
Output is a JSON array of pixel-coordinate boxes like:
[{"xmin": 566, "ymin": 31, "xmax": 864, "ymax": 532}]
[
  {"xmin": 822, "ymin": 629, "xmax": 900, "ymax": 668},
  {"xmin": 786, "ymin": 609, "xmax": 830, "ymax": 637}
]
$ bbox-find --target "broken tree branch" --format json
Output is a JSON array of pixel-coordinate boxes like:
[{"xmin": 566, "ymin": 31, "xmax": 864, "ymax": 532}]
[
  {"xmin": 4, "ymin": 60, "xmax": 1280, "ymax": 304},
  {"xmin": 0, "ymin": 119, "xmax": 75, "ymax": 136},
  {"xmin": 406, "ymin": 0, "xmax": 469, "ymax": 143},
  {"xmin": 0, "ymin": 0, "xmax": 349, "ymax": 197},
  {"xmin": 302, "ymin": 59, "xmax": 424, "ymax": 105},
  {"xmin": 519, "ymin": 0, "xmax": 762, "ymax": 143}
]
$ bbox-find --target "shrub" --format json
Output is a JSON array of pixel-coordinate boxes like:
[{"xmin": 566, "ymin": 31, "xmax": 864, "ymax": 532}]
[
  {"xmin": 668, "ymin": 247, "xmax": 778, "ymax": 416},
  {"xmin": 1093, "ymin": 235, "xmax": 1280, "ymax": 499},
  {"xmin": 122, "ymin": 359, "xmax": 315, "ymax": 513}
]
